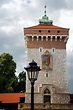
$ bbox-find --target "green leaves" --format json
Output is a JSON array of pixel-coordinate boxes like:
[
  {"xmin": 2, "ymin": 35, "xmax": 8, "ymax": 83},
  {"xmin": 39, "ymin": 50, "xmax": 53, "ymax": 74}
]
[
  {"xmin": 0, "ymin": 53, "xmax": 16, "ymax": 93},
  {"xmin": 18, "ymin": 71, "xmax": 26, "ymax": 92},
  {"xmin": 0, "ymin": 53, "xmax": 16, "ymax": 77},
  {"xmin": 0, "ymin": 52, "xmax": 26, "ymax": 93}
]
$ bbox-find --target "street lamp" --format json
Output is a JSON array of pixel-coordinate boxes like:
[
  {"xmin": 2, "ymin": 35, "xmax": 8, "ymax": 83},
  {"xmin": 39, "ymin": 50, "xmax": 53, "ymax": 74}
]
[{"xmin": 24, "ymin": 60, "xmax": 41, "ymax": 110}]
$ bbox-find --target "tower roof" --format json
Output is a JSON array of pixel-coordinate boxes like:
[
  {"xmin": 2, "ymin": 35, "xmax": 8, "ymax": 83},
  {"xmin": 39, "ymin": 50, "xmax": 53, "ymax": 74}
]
[
  {"xmin": 24, "ymin": 6, "xmax": 69, "ymax": 30},
  {"xmin": 39, "ymin": 5, "xmax": 53, "ymax": 25},
  {"xmin": 24, "ymin": 24, "xmax": 68, "ymax": 30}
]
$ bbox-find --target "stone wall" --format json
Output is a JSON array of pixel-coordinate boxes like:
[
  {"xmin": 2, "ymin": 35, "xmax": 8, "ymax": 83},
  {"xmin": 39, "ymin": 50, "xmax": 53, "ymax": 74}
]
[
  {"xmin": 25, "ymin": 48, "xmax": 70, "ymax": 103},
  {"xmin": 18, "ymin": 103, "xmax": 73, "ymax": 110},
  {"xmin": 26, "ymin": 37, "xmax": 66, "ymax": 49},
  {"xmin": 25, "ymin": 92, "xmax": 70, "ymax": 104}
]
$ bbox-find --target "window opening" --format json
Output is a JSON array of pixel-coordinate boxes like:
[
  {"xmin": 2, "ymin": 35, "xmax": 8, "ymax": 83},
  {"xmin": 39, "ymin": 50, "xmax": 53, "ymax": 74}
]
[
  {"xmin": 48, "ymin": 30, "xmax": 50, "ymax": 33},
  {"xmin": 57, "ymin": 30, "xmax": 60, "ymax": 33},
  {"xmin": 53, "ymin": 48, "xmax": 54, "ymax": 52},
  {"xmin": 45, "ymin": 73, "xmax": 48, "ymax": 77},
  {"xmin": 44, "ymin": 89, "xmax": 51, "ymax": 103},
  {"xmin": 52, "ymin": 48, "xmax": 55, "ymax": 53},
  {"xmin": 39, "ymin": 30, "xmax": 41, "ymax": 32},
  {"xmin": 39, "ymin": 47, "xmax": 43, "ymax": 52}
]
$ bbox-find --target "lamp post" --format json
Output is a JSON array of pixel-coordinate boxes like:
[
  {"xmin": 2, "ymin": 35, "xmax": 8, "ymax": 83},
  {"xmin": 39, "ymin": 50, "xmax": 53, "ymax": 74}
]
[{"xmin": 24, "ymin": 60, "xmax": 41, "ymax": 110}]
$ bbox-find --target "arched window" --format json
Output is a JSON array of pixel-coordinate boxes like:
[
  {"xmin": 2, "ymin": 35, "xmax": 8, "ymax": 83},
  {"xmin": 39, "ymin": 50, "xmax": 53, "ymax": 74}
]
[{"xmin": 44, "ymin": 89, "xmax": 51, "ymax": 103}]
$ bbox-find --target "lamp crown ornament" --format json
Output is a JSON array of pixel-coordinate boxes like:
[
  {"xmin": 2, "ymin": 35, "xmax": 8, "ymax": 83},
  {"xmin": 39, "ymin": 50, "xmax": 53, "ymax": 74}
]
[{"xmin": 24, "ymin": 60, "xmax": 41, "ymax": 82}]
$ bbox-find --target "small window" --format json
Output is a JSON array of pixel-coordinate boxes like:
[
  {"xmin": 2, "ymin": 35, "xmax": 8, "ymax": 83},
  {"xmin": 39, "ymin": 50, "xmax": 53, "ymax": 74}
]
[
  {"xmin": 57, "ymin": 30, "xmax": 60, "ymax": 33},
  {"xmin": 45, "ymin": 73, "xmax": 49, "ymax": 77},
  {"xmin": 52, "ymin": 48, "xmax": 55, "ymax": 53},
  {"xmin": 53, "ymin": 48, "xmax": 54, "ymax": 52},
  {"xmin": 48, "ymin": 30, "xmax": 50, "ymax": 33},
  {"xmin": 39, "ymin": 47, "xmax": 43, "ymax": 52},
  {"xmin": 39, "ymin": 30, "xmax": 41, "ymax": 32}
]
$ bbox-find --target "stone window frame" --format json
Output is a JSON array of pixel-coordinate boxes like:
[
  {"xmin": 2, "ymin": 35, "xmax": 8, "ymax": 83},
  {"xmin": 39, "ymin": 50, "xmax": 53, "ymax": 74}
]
[{"xmin": 43, "ymin": 88, "xmax": 51, "ymax": 103}]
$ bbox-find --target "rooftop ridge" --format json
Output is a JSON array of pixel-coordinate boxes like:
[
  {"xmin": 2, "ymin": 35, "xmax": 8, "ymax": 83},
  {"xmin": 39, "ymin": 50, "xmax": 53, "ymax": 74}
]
[{"xmin": 24, "ymin": 24, "xmax": 68, "ymax": 30}]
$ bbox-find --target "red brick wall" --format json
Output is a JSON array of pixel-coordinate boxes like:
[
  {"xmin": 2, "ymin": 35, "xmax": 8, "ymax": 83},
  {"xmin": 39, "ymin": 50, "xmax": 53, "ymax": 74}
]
[
  {"xmin": 24, "ymin": 28, "xmax": 69, "ymax": 49},
  {"xmin": 24, "ymin": 29, "xmax": 69, "ymax": 36},
  {"xmin": 26, "ymin": 37, "xmax": 66, "ymax": 49}
]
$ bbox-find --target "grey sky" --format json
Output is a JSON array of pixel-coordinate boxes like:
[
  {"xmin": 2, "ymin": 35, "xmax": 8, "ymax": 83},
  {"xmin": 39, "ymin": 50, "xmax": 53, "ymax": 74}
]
[{"xmin": 0, "ymin": 0, "xmax": 73, "ymax": 93}]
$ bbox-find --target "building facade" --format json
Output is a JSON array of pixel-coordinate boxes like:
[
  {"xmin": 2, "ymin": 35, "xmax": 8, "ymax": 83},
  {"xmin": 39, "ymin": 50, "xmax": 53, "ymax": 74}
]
[{"xmin": 24, "ymin": 6, "xmax": 70, "ymax": 104}]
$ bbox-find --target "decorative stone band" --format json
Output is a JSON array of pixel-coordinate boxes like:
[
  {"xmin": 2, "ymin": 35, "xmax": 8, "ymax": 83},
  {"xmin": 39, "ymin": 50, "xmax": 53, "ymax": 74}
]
[{"xmin": 25, "ymin": 34, "xmax": 69, "ymax": 43}]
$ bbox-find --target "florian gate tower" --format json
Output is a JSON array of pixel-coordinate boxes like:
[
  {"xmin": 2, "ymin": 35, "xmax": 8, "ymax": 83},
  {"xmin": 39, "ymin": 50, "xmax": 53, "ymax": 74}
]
[{"xmin": 24, "ymin": 6, "xmax": 70, "ymax": 104}]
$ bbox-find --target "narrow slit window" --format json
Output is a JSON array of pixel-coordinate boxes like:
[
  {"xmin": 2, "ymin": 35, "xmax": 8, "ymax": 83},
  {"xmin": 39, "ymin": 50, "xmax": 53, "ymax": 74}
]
[
  {"xmin": 52, "ymin": 48, "xmax": 55, "ymax": 53},
  {"xmin": 46, "ymin": 73, "xmax": 48, "ymax": 77},
  {"xmin": 39, "ymin": 47, "xmax": 43, "ymax": 52}
]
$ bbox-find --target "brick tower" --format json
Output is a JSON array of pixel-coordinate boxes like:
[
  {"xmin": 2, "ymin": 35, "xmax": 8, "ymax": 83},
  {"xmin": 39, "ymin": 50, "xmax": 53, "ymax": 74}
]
[{"xmin": 24, "ymin": 6, "xmax": 70, "ymax": 104}]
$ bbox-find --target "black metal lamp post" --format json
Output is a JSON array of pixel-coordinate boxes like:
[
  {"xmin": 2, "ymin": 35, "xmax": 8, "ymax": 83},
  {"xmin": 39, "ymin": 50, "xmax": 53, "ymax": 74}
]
[{"xmin": 24, "ymin": 60, "xmax": 41, "ymax": 110}]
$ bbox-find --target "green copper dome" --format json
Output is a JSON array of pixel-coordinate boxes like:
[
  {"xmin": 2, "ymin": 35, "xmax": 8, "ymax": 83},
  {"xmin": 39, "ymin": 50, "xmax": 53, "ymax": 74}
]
[{"xmin": 39, "ymin": 6, "xmax": 53, "ymax": 25}]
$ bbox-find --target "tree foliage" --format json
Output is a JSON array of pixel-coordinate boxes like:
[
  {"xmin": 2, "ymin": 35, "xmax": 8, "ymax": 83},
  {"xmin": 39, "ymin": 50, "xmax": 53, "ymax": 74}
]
[
  {"xmin": 0, "ymin": 53, "xmax": 16, "ymax": 77},
  {"xmin": 0, "ymin": 53, "xmax": 17, "ymax": 93},
  {"xmin": 0, "ymin": 53, "xmax": 26, "ymax": 93},
  {"xmin": 18, "ymin": 71, "xmax": 26, "ymax": 92}
]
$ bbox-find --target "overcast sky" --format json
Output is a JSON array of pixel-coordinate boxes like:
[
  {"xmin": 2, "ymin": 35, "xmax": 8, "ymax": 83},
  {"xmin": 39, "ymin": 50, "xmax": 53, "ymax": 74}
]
[{"xmin": 0, "ymin": 0, "xmax": 73, "ymax": 93}]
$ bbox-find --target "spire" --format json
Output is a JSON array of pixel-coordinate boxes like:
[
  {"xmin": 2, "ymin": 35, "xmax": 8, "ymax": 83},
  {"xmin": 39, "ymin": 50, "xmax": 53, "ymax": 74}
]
[
  {"xmin": 44, "ymin": 5, "xmax": 46, "ymax": 16},
  {"xmin": 39, "ymin": 5, "xmax": 53, "ymax": 25}
]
